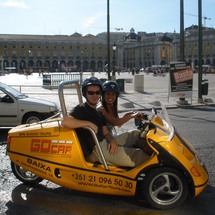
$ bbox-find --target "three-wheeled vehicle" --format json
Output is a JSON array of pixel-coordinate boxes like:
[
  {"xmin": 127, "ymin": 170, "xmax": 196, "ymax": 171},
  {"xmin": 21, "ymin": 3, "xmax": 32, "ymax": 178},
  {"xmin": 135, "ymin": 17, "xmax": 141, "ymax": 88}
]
[{"xmin": 6, "ymin": 80, "xmax": 208, "ymax": 209}]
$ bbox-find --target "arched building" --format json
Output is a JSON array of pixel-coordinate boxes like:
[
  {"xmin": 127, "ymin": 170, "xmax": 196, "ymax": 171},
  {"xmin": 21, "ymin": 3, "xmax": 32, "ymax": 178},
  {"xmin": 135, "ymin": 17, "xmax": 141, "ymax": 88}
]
[
  {"xmin": 1, "ymin": 26, "xmax": 215, "ymax": 74},
  {"xmin": 0, "ymin": 33, "xmax": 111, "ymax": 73}
]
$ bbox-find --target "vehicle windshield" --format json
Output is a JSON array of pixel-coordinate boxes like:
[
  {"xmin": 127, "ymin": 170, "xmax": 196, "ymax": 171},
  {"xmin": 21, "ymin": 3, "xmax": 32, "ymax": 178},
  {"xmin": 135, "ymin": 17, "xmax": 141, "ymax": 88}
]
[
  {"xmin": 150, "ymin": 101, "xmax": 175, "ymax": 141},
  {"xmin": 149, "ymin": 101, "xmax": 171, "ymax": 124},
  {"xmin": 1, "ymin": 83, "xmax": 27, "ymax": 99}
]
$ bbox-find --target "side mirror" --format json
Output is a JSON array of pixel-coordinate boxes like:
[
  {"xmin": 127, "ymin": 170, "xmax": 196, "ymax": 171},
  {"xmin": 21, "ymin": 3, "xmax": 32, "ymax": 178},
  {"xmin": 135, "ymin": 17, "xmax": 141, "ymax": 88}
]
[
  {"xmin": 1, "ymin": 95, "xmax": 14, "ymax": 103},
  {"xmin": 135, "ymin": 118, "xmax": 142, "ymax": 126},
  {"xmin": 152, "ymin": 107, "xmax": 157, "ymax": 115}
]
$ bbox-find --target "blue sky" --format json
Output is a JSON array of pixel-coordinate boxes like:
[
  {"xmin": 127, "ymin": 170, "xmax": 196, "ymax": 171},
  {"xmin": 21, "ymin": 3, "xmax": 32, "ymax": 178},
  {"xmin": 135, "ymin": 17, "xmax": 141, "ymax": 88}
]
[{"xmin": 0, "ymin": 0, "xmax": 214, "ymax": 36}]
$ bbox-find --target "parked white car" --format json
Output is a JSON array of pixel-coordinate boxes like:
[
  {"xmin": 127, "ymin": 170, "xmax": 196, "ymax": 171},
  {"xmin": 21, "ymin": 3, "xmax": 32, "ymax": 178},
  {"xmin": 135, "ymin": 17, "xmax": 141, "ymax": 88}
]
[{"xmin": 0, "ymin": 82, "xmax": 59, "ymax": 127}]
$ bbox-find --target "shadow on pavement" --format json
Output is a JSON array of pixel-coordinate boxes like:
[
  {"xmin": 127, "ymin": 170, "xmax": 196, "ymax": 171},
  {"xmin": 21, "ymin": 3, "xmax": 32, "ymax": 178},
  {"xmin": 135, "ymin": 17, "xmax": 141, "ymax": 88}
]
[{"xmin": 4, "ymin": 183, "xmax": 215, "ymax": 215}]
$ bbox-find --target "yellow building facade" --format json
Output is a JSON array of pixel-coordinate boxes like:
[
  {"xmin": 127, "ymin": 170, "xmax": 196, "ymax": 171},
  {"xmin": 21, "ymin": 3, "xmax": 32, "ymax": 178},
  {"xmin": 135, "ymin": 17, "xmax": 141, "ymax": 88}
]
[{"xmin": 1, "ymin": 27, "xmax": 215, "ymax": 74}]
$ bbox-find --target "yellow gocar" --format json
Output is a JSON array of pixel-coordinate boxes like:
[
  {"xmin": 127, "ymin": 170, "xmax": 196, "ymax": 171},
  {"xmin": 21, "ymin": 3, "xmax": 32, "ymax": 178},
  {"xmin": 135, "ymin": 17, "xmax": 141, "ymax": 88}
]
[{"xmin": 7, "ymin": 80, "xmax": 208, "ymax": 210}]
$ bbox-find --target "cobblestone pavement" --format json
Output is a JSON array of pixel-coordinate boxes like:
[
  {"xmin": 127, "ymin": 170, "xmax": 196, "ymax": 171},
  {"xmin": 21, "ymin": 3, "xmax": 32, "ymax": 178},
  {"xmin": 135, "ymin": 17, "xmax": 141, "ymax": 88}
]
[{"xmin": 1, "ymin": 72, "xmax": 215, "ymax": 214}]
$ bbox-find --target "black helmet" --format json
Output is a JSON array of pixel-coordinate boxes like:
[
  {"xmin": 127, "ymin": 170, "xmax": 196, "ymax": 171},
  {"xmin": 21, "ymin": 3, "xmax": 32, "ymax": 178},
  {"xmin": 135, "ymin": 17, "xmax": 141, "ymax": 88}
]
[
  {"xmin": 82, "ymin": 77, "xmax": 102, "ymax": 96},
  {"xmin": 102, "ymin": 81, "xmax": 120, "ymax": 94}
]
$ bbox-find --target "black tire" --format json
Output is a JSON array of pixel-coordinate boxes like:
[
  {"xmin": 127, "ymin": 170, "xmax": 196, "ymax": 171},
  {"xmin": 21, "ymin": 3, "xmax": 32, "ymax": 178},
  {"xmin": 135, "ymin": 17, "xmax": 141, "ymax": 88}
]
[
  {"xmin": 22, "ymin": 112, "xmax": 43, "ymax": 124},
  {"xmin": 11, "ymin": 162, "xmax": 43, "ymax": 185},
  {"xmin": 142, "ymin": 167, "xmax": 188, "ymax": 210}
]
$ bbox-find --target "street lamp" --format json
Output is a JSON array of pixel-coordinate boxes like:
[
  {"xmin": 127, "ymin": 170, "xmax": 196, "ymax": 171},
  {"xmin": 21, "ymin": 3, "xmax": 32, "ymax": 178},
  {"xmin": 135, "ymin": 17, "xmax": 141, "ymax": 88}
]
[
  {"xmin": 107, "ymin": 0, "xmax": 111, "ymax": 80},
  {"xmin": 112, "ymin": 43, "xmax": 117, "ymax": 79},
  {"xmin": 198, "ymin": 0, "xmax": 203, "ymax": 102},
  {"xmin": 0, "ymin": 56, "xmax": 3, "ymax": 72},
  {"xmin": 147, "ymin": 49, "xmax": 151, "ymax": 67}
]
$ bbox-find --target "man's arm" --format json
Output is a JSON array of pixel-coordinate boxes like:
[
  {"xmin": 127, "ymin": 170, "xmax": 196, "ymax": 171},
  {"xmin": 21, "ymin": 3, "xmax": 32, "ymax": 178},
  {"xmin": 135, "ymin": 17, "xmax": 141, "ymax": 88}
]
[
  {"xmin": 62, "ymin": 115, "xmax": 98, "ymax": 133},
  {"xmin": 103, "ymin": 126, "xmax": 118, "ymax": 154}
]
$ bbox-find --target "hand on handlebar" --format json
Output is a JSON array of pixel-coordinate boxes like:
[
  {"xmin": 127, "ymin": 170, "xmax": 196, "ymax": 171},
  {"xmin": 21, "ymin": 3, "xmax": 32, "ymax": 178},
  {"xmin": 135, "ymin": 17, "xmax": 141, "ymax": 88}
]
[{"xmin": 132, "ymin": 112, "xmax": 148, "ymax": 120}]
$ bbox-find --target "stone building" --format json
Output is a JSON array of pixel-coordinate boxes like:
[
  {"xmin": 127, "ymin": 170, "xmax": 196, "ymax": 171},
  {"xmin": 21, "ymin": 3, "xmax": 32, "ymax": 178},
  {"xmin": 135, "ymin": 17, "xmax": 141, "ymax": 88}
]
[
  {"xmin": 172, "ymin": 26, "xmax": 215, "ymax": 67},
  {"xmin": 0, "ymin": 33, "xmax": 111, "ymax": 73},
  {"xmin": 123, "ymin": 29, "xmax": 173, "ymax": 69},
  {"xmin": 0, "ymin": 26, "xmax": 215, "ymax": 74}
]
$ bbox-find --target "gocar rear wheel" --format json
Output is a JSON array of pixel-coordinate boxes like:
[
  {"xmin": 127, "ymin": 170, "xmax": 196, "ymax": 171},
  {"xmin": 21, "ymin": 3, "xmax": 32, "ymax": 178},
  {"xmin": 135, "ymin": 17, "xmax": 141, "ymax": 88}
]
[{"xmin": 11, "ymin": 162, "xmax": 43, "ymax": 185}]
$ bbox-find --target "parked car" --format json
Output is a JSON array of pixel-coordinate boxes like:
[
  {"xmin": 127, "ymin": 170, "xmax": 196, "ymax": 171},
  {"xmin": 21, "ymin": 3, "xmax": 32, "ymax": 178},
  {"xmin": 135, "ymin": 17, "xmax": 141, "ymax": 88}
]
[{"xmin": 0, "ymin": 82, "xmax": 59, "ymax": 127}]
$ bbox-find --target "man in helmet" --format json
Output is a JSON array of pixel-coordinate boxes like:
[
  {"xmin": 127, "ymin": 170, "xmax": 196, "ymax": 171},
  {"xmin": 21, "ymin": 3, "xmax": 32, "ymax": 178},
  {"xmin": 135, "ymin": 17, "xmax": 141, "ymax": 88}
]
[{"xmin": 62, "ymin": 77, "xmax": 149, "ymax": 167}]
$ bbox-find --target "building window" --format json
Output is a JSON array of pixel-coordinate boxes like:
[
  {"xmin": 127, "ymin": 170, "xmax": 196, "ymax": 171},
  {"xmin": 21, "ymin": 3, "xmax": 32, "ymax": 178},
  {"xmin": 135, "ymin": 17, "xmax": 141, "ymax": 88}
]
[
  {"xmin": 69, "ymin": 47, "xmax": 73, "ymax": 57},
  {"xmin": 12, "ymin": 45, "xmax": 16, "ymax": 57},
  {"xmin": 84, "ymin": 47, "xmax": 88, "ymax": 57},
  {"xmin": 162, "ymin": 47, "xmax": 166, "ymax": 58},
  {"xmin": 188, "ymin": 47, "xmax": 191, "ymax": 56},
  {"xmin": 206, "ymin": 46, "xmax": 210, "ymax": 56},
  {"xmin": 61, "ymin": 46, "xmax": 65, "ymax": 56},
  {"xmin": 46, "ymin": 47, "xmax": 49, "ymax": 56},
  {"xmin": 54, "ymin": 46, "xmax": 57, "ymax": 56},
  {"xmin": 37, "ymin": 46, "xmax": 42, "ymax": 57},
  {"xmin": 194, "ymin": 45, "xmax": 197, "ymax": 56},
  {"xmin": 20, "ymin": 45, "xmax": 25, "ymax": 57},
  {"xmin": 98, "ymin": 47, "xmax": 102, "ymax": 57}
]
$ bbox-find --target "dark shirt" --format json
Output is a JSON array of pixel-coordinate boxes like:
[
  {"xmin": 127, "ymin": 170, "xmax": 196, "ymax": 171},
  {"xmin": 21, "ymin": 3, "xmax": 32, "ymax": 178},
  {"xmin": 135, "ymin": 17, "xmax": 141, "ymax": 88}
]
[{"xmin": 70, "ymin": 102, "xmax": 107, "ymax": 157}]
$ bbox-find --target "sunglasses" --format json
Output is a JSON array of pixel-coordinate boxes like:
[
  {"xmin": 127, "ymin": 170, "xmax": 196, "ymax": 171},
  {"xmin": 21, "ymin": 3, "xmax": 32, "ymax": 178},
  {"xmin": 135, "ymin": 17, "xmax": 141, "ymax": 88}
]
[{"xmin": 87, "ymin": 91, "xmax": 101, "ymax": 95}]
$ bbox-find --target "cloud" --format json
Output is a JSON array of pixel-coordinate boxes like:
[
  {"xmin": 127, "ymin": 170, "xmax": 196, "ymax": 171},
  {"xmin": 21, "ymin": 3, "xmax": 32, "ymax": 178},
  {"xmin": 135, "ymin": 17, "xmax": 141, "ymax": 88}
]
[
  {"xmin": 0, "ymin": 0, "xmax": 29, "ymax": 9},
  {"xmin": 82, "ymin": 12, "xmax": 105, "ymax": 29}
]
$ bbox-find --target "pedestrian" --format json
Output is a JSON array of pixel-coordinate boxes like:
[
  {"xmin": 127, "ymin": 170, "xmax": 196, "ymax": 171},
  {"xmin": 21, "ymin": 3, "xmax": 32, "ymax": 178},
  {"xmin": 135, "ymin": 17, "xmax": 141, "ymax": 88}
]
[
  {"xmin": 62, "ymin": 77, "xmax": 149, "ymax": 167},
  {"xmin": 204, "ymin": 68, "xmax": 207, "ymax": 75},
  {"xmin": 97, "ymin": 80, "xmax": 144, "ymax": 135},
  {"xmin": 24, "ymin": 69, "xmax": 28, "ymax": 79}
]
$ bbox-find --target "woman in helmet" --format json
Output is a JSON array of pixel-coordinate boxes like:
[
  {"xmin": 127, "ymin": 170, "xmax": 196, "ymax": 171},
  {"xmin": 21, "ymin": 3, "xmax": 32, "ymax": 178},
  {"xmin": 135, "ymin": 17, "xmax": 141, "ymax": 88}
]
[{"xmin": 98, "ymin": 80, "xmax": 143, "ymax": 133}]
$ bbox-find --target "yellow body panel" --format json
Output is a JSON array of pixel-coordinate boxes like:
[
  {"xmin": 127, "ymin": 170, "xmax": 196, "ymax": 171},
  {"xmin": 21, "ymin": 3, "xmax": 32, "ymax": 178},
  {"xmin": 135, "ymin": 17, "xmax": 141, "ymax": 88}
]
[
  {"xmin": 7, "ymin": 115, "xmax": 208, "ymax": 198},
  {"xmin": 7, "ymin": 119, "xmax": 160, "ymax": 196},
  {"xmin": 146, "ymin": 120, "xmax": 208, "ymax": 196}
]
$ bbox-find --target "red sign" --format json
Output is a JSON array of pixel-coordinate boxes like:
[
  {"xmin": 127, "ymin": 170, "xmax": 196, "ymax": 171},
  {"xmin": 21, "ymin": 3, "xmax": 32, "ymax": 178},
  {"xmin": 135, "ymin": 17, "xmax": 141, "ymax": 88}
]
[{"xmin": 169, "ymin": 62, "xmax": 193, "ymax": 98}]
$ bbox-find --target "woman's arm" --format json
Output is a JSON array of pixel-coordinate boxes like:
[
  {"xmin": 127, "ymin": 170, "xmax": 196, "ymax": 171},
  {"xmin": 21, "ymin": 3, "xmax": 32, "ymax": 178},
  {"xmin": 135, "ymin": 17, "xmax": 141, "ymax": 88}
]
[
  {"xmin": 98, "ymin": 104, "xmax": 143, "ymax": 127},
  {"xmin": 103, "ymin": 111, "xmax": 142, "ymax": 127}
]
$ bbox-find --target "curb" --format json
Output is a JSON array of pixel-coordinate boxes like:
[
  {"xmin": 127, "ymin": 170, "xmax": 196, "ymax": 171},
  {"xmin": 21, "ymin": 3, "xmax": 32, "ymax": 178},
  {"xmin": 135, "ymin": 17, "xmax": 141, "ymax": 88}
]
[{"xmin": 118, "ymin": 100, "xmax": 215, "ymax": 113}]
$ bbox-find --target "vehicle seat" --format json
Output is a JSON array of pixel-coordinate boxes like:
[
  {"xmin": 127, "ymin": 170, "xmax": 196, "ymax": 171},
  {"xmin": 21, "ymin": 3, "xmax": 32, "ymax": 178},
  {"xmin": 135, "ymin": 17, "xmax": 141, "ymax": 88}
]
[{"xmin": 75, "ymin": 131, "xmax": 98, "ymax": 163}]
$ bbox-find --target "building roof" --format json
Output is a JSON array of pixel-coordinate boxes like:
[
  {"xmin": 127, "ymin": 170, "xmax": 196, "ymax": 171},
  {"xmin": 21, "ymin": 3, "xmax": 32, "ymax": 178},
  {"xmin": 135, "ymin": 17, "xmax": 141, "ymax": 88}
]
[
  {"xmin": 0, "ymin": 33, "xmax": 106, "ymax": 43},
  {"xmin": 124, "ymin": 28, "xmax": 141, "ymax": 42}
]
